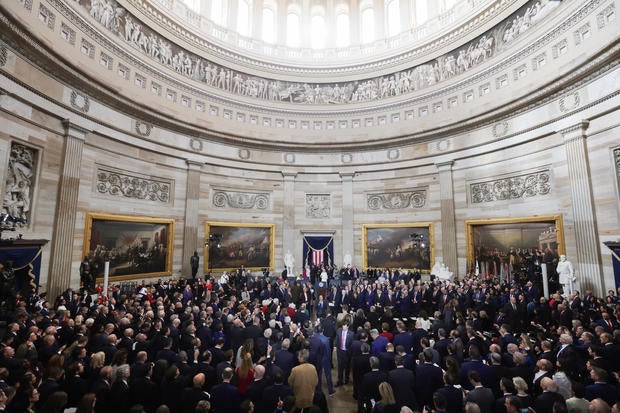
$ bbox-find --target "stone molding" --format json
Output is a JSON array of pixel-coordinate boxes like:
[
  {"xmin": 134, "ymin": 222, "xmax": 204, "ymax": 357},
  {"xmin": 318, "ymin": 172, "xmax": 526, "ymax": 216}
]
[
  {"xmin": 367, "ymin": 190, "xmax": 427, "ymax": 210},
  {"xmin": 95, "ymin": 166, "xmax": 172, "ymax": 203},
  {"xmin": 614, "ymin": 148, "xmax": 620, "ymax": 201},
  {"xmin": 211, "ymin": 190, "xmax": 270, "ymax": 210},
  {"xmin": 306, "ymin": 194, "xmax": 331, "ymax": 218},
  {"xmin": 560, "ymin": 121, "xmax": 590, "ymax": 142},
  {"xmin": 470, "ymin": 170, "xmax": 551, "ymax": 204}
]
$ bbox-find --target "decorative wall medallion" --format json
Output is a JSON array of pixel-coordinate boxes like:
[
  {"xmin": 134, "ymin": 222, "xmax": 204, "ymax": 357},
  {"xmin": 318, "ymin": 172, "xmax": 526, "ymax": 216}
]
[
  {"xmin": 387, "ymin": 149, "xmax": 400, "ymax": 160},
  {"xmin": 135, "ymin": 121, "xmax": 152, "ymax": 136},
  {"xmin": 96, "ymin": 167, "xmax": 171, "ymax": 203},
  {"xmin": 70, "ymin": 90, "xmax": 90, "ymax": 112},
  {"xmin": 212, "ymin": 190, "xmax": 270, "ymax": 209},
  {"xmin": 306, "ymin": 194, "xmax": 331, "ymax": 218},
  {"xmin": 436, "ymin": 139, "xmax": 451, "ymax": 152},
  {"xmin": 559, "ymin": 92, "xmax": 581, "ymax": 112},
  {"xmin": 341, "ymin": 153, "xmax": 353, "ymax": 164},
  {"xmin": 367, "ymin": 190, "xmax": 427, "ymax": 210},
  {"xmin": 283, "ymin": 153, "xmax": 295, "ymax": 164},
  {"xmin": 492, "ymin": 121, "xmax": 510, "ymax": 137},
  {"xmin": 189, "ymin": 138, "xmax": 203, "ymax": 152},
  {"xmin": 470, "ymin": 170, "xmax": 551, "ymax": 204},
  {"xmin": 18, "ymin": 0, "xmax": 33, "ymax": 11},
  {"xmin": 238, "ymin": 148, "xmax": 250, "ymax": 159},
  {"xmin": 3, "ymin": 142, "xmax": 38, "ymax": 226}
]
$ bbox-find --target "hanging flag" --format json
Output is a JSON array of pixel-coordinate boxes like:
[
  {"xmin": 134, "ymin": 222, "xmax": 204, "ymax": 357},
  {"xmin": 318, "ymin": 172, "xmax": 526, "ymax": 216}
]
[
  {"xmin": 312, "ymin": 248, "xmax": 324, "ymax": 266},
  {"xmin": 475, "ymin": 260, "xmax": 480, "ymax": 276}
]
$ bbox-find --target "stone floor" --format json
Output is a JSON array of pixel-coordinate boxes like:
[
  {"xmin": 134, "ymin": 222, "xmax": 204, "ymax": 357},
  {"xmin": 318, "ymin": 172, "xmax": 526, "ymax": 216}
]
[{"xmin": 321, "ymin": 356, "xmax": 358, "ymax": 412}]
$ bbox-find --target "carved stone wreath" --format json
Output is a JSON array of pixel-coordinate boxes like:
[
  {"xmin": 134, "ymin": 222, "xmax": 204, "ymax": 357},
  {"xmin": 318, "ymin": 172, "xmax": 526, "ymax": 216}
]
[
  {"xmin": 212, "ymin": 190, "xmax": 269, "ymax": 209},
  {"xmin": 470, "ymin": 171, "xmax": 551, "ymax": 204},
  {"xmin": 96, "ymin": 169, "xmax": 170, "ymax": 203},
  {"xmin": 135, "ymin": 121, "xmax": 152, "ymax": 137},
  {"xmin": 70, "ymin": 90, "xmax": 90, "ymax": 112},
  {"xmin": 367, "ymin": 190, "xmax": 427, "ymax": 210}
]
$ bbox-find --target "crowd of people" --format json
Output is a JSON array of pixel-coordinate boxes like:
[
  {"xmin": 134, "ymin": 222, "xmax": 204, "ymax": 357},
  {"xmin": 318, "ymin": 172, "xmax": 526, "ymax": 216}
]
[{"xmin": 0, "ymin": 263, "xmax": 619, "ymax": 413}]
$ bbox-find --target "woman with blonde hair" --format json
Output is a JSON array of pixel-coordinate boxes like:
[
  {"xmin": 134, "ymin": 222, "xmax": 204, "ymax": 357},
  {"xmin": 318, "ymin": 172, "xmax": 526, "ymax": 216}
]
[
  {"xmin": 513, "ymin": 376, "xmax": 533, "ymax": 408},
  {"xmin": 235, "ymin": 352, "xmax": 255, "ymax": 396},
  {"xmin": 373, "ymin": 382, "xmax": 398, "ymax": 413}
]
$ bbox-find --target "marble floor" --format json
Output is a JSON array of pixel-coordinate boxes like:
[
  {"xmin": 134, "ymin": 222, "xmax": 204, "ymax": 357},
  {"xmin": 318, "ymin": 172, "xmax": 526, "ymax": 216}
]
[{"xmin": 321, "ymin": 362, "xmax": 358, "ymax": 412}]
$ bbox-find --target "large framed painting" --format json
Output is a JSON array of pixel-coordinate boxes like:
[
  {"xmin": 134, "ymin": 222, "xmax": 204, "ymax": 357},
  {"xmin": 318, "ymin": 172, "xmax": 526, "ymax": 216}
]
[
  {"xmin": 362, "ymin": 223, "xmax": 433, "ymax": 271},
  {"xmin": 83, "ymin": 213, "xmax": 174, "ymax": 281},
  {"xmin": 205, "ymin": 222, "xmax": 274, "ymax": 271},
  {"xmin": 465, "ymin": 215, "xmax": 565, "ymax": 278}
]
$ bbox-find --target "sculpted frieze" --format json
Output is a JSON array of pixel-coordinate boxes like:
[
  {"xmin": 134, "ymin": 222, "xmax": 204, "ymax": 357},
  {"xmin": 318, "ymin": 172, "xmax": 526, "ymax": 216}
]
[
  {"xmin": 77, "ymin": 0, "xmax": 558, "ymax": 106},
  {"xmin": 212, "ymin": 190, "xmax": 270, "ymax": 210},
  {"xmin": 306, "ymin": 194, "xmax": 330, "ymax": 218},
  {"xmin": 614, "ymin": 148, "xmax": 620, "ymax": 200},
  {"xmin": 367, "ymin": 190, "xmax": 427, "ymax": 210},
  {"xmin": 2, "ymin": 142, "xmax": 37, "ymax": 226},
  {"xmin": 470, "ymin": 171, "xmax": 551, "ymax": 204},
  {"xmin": 96, "ymin": 168, "xmax": 171, "ymax": 203}
]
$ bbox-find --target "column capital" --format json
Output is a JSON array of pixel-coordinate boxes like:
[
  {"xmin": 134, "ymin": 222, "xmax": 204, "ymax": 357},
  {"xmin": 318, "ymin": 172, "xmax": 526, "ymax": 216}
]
[
  {"xmin": 434, "ymin": 160, "xmax": 454, "ymax": 171},
  {"xmin": 62, "ymin": 119, "xmax": 89, "ymax": 140},
  {"xmin": 186, "ymin": 160, "xmax": 204, "ymax": 170},
  {"xmin": 282, "ymin": 171, "xmax": 298, "ymax": 179},
  {"xmin": 560, "ymin": 121, "xmax": 590, "ymax": 143}
]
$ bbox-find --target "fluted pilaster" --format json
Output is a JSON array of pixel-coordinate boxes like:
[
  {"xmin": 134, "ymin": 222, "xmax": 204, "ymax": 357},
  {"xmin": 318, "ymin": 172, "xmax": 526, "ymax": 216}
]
[
  {"xmin": 182, "ymin": 160, "xmax": 203, "ymax": 277},
  {"xmin": 561, "ymin": 121, "xmax": 604, "ymax": 294},
  {"xmin": 340, "ymin": 172, "xmax": 355, "ymax": 265},
  {"xmin": 282, "ymin": 171, "xmax": 297, "ymax": 271},
  {"xmin": 48, "ymin": 120, "xmax": 87, "ymax": 298},
  {"xmin": 435, "ymin": 161, "xmax": 458, "ymax": 277}
]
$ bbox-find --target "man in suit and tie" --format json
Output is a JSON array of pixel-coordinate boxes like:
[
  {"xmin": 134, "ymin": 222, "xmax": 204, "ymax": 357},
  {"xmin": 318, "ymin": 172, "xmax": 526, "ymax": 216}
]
[
  {"xmin": 370, "ymin": 328, "xmax": 388, "ymax": 356},
  {"xmin": 274, "ymin": 338, "xmax": 295, "ymax": 382},
  {"xmin": 393, "ymin": 320, "xmax": 413, "ymax": 354},
  {"xmin": 534, "ymin": 377, "xmax": 565, "ymax": 413},
  {"xmin": 362, "ymin": 357, "xmax": 388, "ymax": 413},
  {"xmin": 211, "ymin": 367, "xmax": 241, "ymax": 413},
  {"xmin": 335, "ymin": 321, "xmax": 354, "ymax": 387},
  {"xmin": 415, "ymin": 349, "xmax": 444, "ymax": 409},
  {"xmin": 389, "ymin": 354, "xmax": 416, "ymax": 410},
  {"xmin": 309, "ymin": 324, "xmax": 334, "ymax": 396},
  {"xmin": 585, "ymin": 367, "xmax": 620, "ymax": 407},
  {"xmin": 466, "ymin": 370, "xmax": 495, "ymax": 413}
]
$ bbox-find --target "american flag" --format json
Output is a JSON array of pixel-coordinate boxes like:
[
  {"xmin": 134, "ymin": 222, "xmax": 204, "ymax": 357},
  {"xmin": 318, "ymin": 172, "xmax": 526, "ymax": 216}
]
[{"xmin": 312, "ymin": 249, "xmax": 324, "ymax": 266}]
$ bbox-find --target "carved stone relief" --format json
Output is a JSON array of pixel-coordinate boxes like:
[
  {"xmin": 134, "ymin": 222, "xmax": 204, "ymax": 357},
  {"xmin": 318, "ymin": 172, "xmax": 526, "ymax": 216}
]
[
  {"xmin": 2, "ymin": 142, "xmax": 37, "ymax": 226},
  {"xmin": 306, "ymin": 194, "xmax": 331, "ymax": 218},
  {"xmin": 492, "ymin": 120, "xmax": 510, "ymax": 137},
  {"xmin": 189, "ymin": 138, "xmax": 203, "ymax": 152},
  {"xmin": 70, "ymin": 90, "xmax": 90, "ymax": 112},
  {"xmin": 135, "ymin": 120, "xmax": 152, "ymax": 136},
  {"xmin": 96, "ymin": 167, "xmax": 171, "ymax": 203},
  {"xmin": 470, "ymin": 170, "xmax": 551, "ymax": 204},
  {"xmin": 212, "ymin": 190, "xmax": 270, "ymax": 210},
  {"xmin": 0, "ymin": 43, "xmax": 7, "ymax": 67},
  {"xmin": 559, "ymin": 92, "xmax": 580, "ymax": 112},
  {"xmin": 76, "ymin": 0, "xmax": 558, "ymax": 106},
  {"xmin": 367, "ymin": 190, "xmax": 427, "ymax": 210}
]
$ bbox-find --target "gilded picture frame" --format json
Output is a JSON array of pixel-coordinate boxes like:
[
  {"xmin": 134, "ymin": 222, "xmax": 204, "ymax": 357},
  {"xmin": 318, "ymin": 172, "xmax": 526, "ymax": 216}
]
[
  {"xmin": 205, "ymin": 222, "xmax": 275, "ymax": 272},
  {"xmin": 83, "ymin": 213, "xmax": 174, "ymax": 281},
  {"xmin": 465, "ymin": 215, "xmax": 565, "ymax": 277},
  {"xmin": 362, "ymin": 223, "xmax": 434, "ymax": 271}
]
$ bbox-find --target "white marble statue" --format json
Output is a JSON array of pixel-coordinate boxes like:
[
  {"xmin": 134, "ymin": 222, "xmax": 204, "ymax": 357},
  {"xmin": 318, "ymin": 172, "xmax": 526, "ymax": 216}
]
[
  {"xmin": 556, "ymin": 254, "xmax": 576, "ymax": 295},
  {"xmin": 431, "ymin": 257, "xmax": 443, "ymax": 275},
  {"xmin": 437, "ymin": 264, "xmax": 454, "ymax": 281},
  {"xmin": 284, "ymin": 250, "xmax": 294, "ymax": 276},
  {"xmin": 343, "ymin": 251, "xmax": 352, "ymax": 267}
]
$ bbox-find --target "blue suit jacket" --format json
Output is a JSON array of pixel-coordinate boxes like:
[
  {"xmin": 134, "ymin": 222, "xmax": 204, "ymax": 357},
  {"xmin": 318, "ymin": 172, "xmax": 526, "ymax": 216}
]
[{"xmin": 371, "ymin": 335, "xmax": 389, "ymax": 356}]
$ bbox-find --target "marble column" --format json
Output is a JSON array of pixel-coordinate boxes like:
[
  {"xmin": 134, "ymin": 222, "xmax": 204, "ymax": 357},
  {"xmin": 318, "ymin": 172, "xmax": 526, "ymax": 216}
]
[
  {"xmin": 182, "ymin": 160, "xmax": 203, "ymax": 278},
  {"xmin": 561, "ymin": 121, "xmax": 604, "ymax": 295},
  {"xmin": 48, "ymin": 120, "xmax": 87, "ymax": 298},
  {"xmin": 282, "ymin": 171, "xmax": 297, "ymax": 273},
  {"xmin": 435, "ymin": 161, "xmax": 458, "ymax": 277},
  {"xmin": 340, "ymin": 172, "xmax": 355, "ymax": 266}
]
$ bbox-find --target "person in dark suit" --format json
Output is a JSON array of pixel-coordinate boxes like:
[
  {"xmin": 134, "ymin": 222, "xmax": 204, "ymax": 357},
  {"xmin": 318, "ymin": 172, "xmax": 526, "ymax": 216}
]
[
  {"xmin": 378, "ymin": 343, "xmax": 397, "ymax": 372},
  {"xmin": 211, "ymin": 367, "xmax": 241, "ymax": 413},
  {"xmin": 263, "ymin": 372, "xmax": 294, "ymax": 413},
  {"xmin": 335, "ymin": 321, "xmax": 354, "ymax": 386},
  {"xmin": 466, "ymin": 370, "xmax": 495, "ymax": 413},
  {"xmin": 129, "ymin": 362, "xmax": 159, "ymax": 413},
  {"xmin": 181, "ymin": 373, "xmax": 211, "ymax": 413},
  {"xmin": 362, "ymin": 357, "xmax": 388, "ymax": 413},
  {"xmin": 534, "ymin": 377, "xmax": 565, "ymax": 413},
  {"xmin": 388, "ymin": 355, "xmax": 416, "ymax": 410},
  {"xmin": 352, "ymin": 342, "xmax": 372, "ymax": 407},
  {"xmin": 416, "ymin": 349, "xmax": 445, "ymax": 409},
  {"xmin": 245, "ymin": 365, "xmax": 270, "ymax": 413},
  {"xmin": 109, "ymin": 365, "xmax": 131, "ymax": 413},
  {"xmin": 274, "ymin": 339, "xmax": 295, "ymax": 382},
  {"xmin": 532, "ymin": 359, "xmax": 554, "ymax": 398},
  {"xmin": 309, "ymin": 324, "xmax": 334, "ymax": 395},
  {"xmin": 90, "ymin": 366, "xmax": 112, "ymax": 413},
  {"xmin": 393, "ymin": 321, "xmax": 413, "ymax": 354},
  {"xmin": 434, "ymin": 329, "xmax": 452, "ymax": 363},
  {"xmin": 460, "ymin": 345, "xmax": 493, "ymax": 390},
  {"xmin": 585, "ymin": 367, "xmax": 620, "ymax": 407},
  {"xmin": 437, "ymin": 372, "xmax": 463, "ymax": 413},
  {"xmin": 63, "ymin": 362, "xmax": 88, "ymax": 408},
  {"xmin": 370, "ymin": 329, "xmax": 389, "ymax": 356}
]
